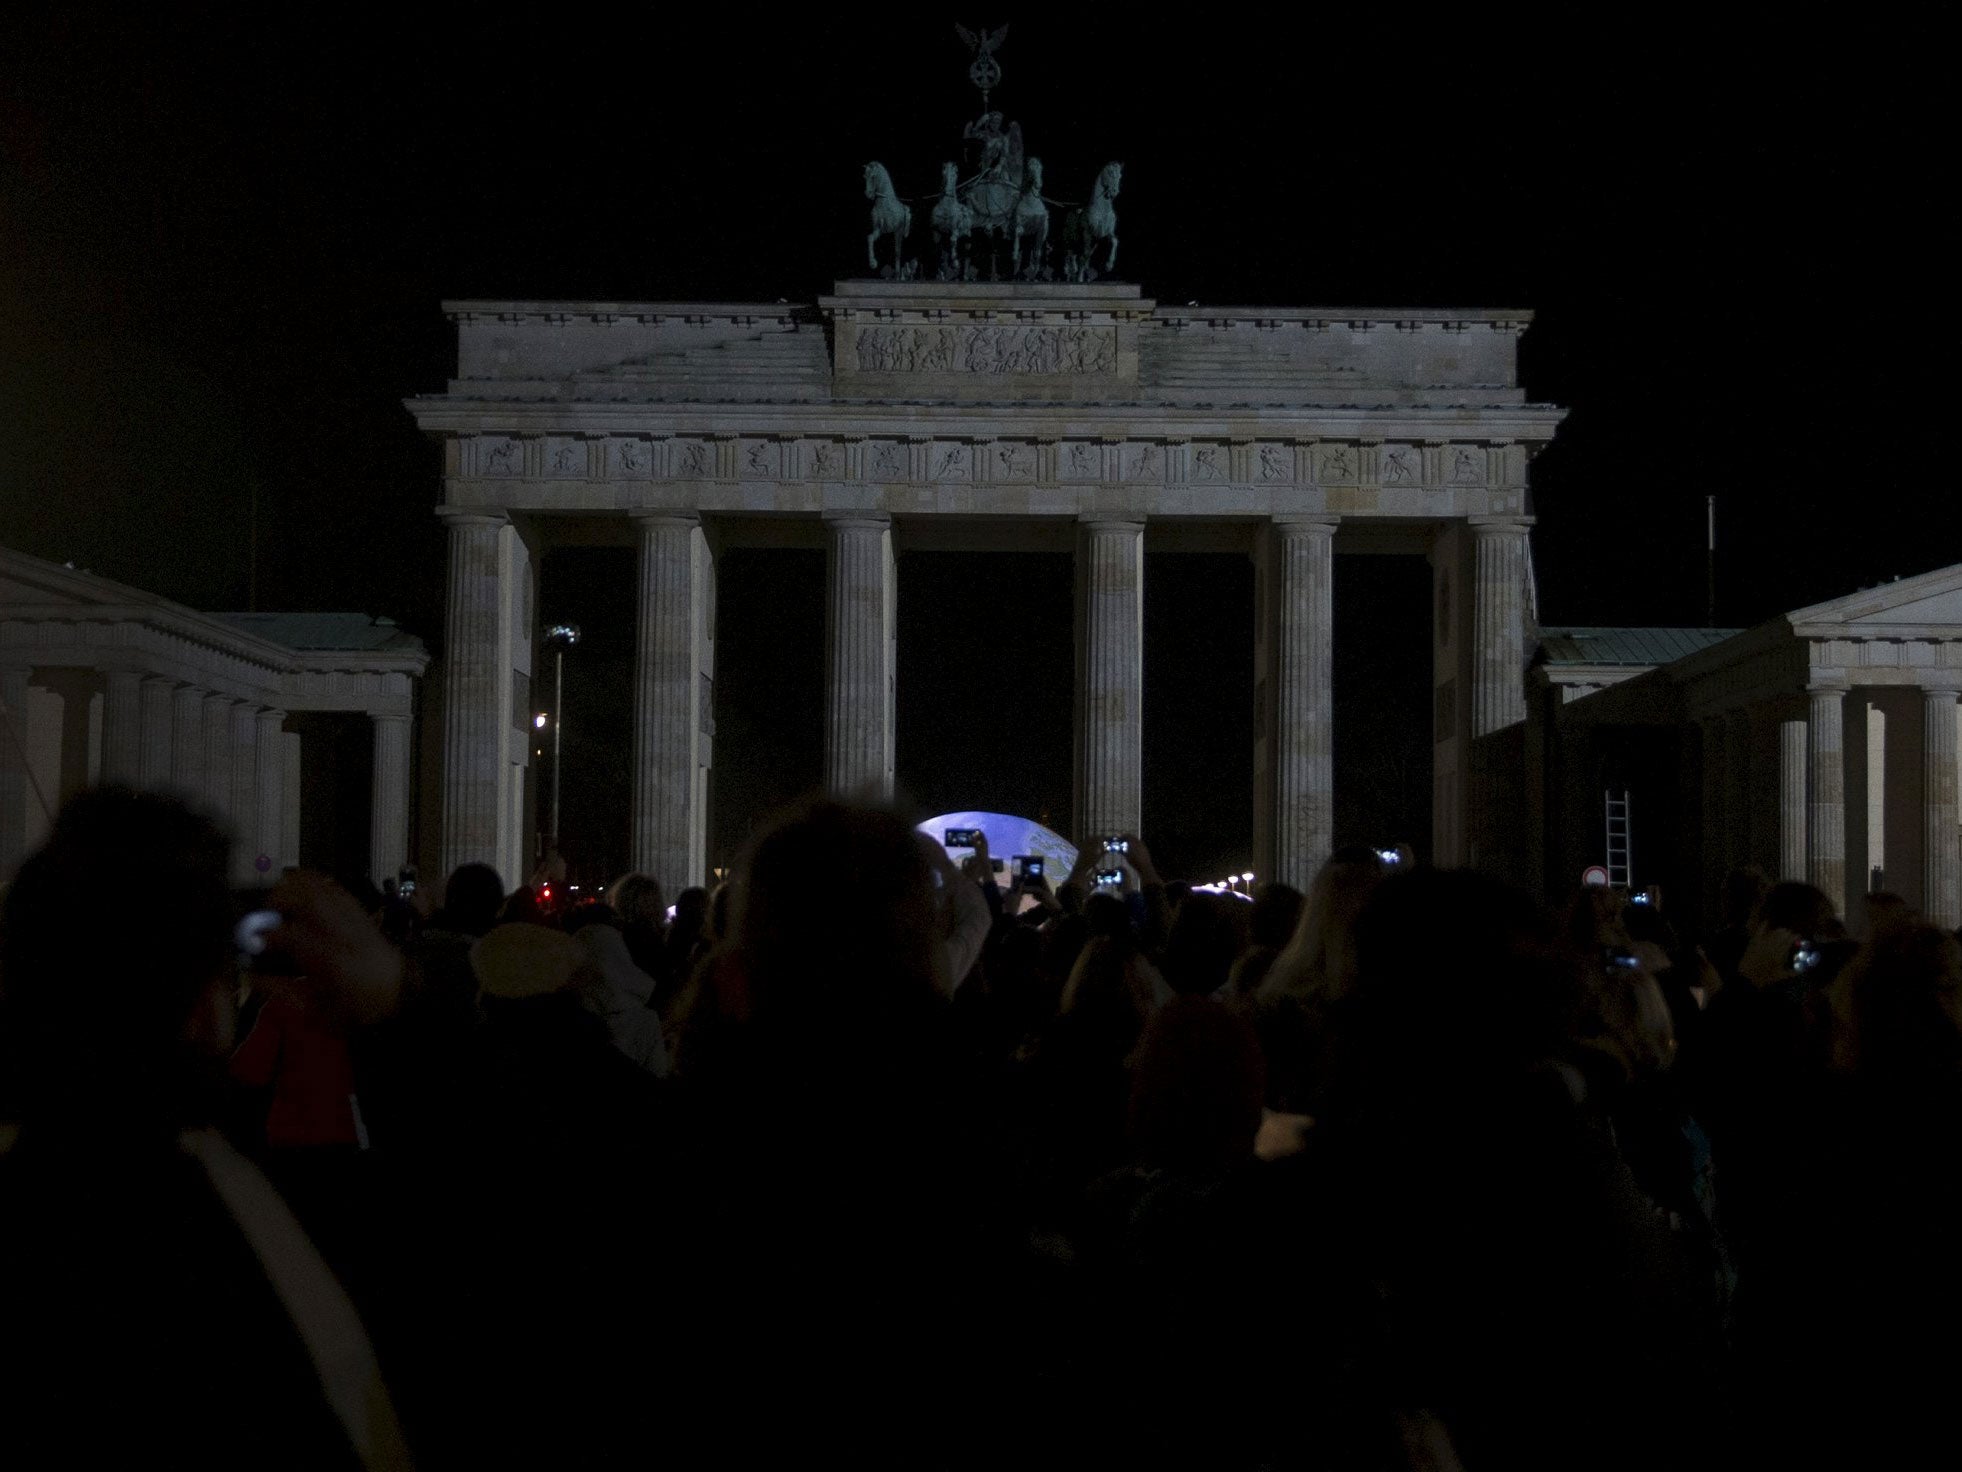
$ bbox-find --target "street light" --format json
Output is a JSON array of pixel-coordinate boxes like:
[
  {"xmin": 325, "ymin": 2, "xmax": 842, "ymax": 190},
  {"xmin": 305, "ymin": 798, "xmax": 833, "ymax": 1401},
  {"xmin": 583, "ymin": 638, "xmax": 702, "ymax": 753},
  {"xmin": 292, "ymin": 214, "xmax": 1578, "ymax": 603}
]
[{"xmin": 543, "ymin": 623, "xmax": 581, "ymax": 851}]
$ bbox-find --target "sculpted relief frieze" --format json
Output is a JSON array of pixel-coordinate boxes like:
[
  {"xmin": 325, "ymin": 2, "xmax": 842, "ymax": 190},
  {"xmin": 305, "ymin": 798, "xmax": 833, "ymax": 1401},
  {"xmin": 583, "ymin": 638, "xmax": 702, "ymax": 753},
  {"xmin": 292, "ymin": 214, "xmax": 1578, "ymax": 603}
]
[{"xmin": 851, "ymin": 323, "xmax": 1117, "ymax": 376}]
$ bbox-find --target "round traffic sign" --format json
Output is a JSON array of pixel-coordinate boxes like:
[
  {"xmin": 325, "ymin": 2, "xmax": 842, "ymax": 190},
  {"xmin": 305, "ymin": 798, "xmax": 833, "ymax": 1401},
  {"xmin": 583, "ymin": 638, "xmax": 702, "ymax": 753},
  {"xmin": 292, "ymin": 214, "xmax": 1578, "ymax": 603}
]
[{"xmin": 1581, "ymin": 865, "xmax": 1610, "ymax": 888}]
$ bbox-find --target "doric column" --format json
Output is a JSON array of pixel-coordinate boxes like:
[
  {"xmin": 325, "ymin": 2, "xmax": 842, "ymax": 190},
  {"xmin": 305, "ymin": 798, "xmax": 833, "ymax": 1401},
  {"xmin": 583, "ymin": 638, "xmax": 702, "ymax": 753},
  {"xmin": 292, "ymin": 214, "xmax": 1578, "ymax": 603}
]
[
  {"xmin": 632, "ymin": 512, "xmax": 712, "ymax": 887},
  {"xmin": 255, "ymin": 709, "xmax": 286, "ymax": 884},
  {"xmin": 1699, "ymin": 714, "xmax": 1727, "ymax": 913},
  {"xmin": 1, "ymin": 666, "xmax": 32, "ymax": 879},
  {"xmin": 1842, "ymin": 691, "xmax": 1873, "ymax": 904},
  {"xmin": 1268, "ymin": 518, "xmax": 1336, "ymax": 889},
  {"xmin": 139, "ymin": 677, "xmax": 176, "ymax": 789},
  {"xmin": 227, "ymin": 702, "xmax": 260, "ymax": 883},
  {"xmin": 101, "ymin": 670, "xmax": 145, "ymax": 785},
  {"xmin": 1469, "ymin": 518, "xmax": 1531, "ymax": 735},
  {"xmin": 370, "ymin": 712, "xmax": 412, "ymax": 888},
  {"xmin": 1722, "ymin": 707, "xmax": 1754, "ymax": 875},
  {"xmin": 170, "ymin": 686, "xmax": 206, "ymax": 799},
  {"xmin": 281, "ymin": 730, "xmax": 302, "ymax": 869},
  {"xmin": 1778, "ymin": 713, "xmax": 1807, "ymax": 882},
  {"xmin": 1923, "ymin": 685, "xmax": 1960, "ymax": 929},
  {"xmin": 203, "ymin": 694, "xmax": 236, "ymax": 822},
  {"xmin": 824, "ymin": 512, "xmax": 895, "ymax": 801},
  {"xmin": 1807, "ymin": 684, "xmax": 1846, "ymax": 915},
  {"xmin": 439, "ymin": 510, "xmax": 510, "ymax": 878},
  {"xmin": 1074, "ymin": 517, "xmax": 1144, "ymax": 843}
]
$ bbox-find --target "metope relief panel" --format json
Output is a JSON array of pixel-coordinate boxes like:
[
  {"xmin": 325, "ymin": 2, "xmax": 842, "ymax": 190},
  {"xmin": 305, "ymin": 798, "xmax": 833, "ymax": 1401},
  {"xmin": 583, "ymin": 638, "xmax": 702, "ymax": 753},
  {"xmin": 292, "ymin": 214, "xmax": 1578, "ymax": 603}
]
[
  {"xmin": 928, "ymin": 442, "xmax": 970, "ymax": 480},
  {"xmin": 1379, "ymin": 445, "xmax": 1420, "ymax": 486},
  {"xmin": 480, "ymin": 436, "xmax": 522, "ymax": 477},
  {"xmin": 849, "ymin": 323, "xmax": 1117, "ymax": 376},
  {"xmin": 1190, "ymin": 443, "xmax": 1229, "ymax": 484},
  {"xmin": 1317, "ymin": 443, "xmax": 1358, "ymax": 485},
  {"xmin": 992, "ymin": 441, "xmax": 1037, "ymax": 482},
  {"xmin": 866, "ymin": 441, "xmax": 907, "ymax": 482},
  {"xmin": 805, "ymin": 439, "xmax": 844, "ymax": 481},
  {"xmin": 1450, "ymin": 446, "xmax": 1485, "ymax": 485},
  {"xmin": 544, "ymin": 438, "xmax": 585, "ymax": 477},
  {"xmin": 740, "ymin": 439, "xmax": 783, "ymax": 479},
  {"xmin": 1060, "ymin": 441, "xmax": 1101, "ymax": 482},
  {"xmin": 612, "ymin": 438, "xmax": 653, "ymax": 478},
  {"xmin": 1122, "ymin": 442, "xmax": 1165, "ymax": 484},
  {"xmin": 668, "ymin": 439, "xmax": 712, "ymax": 481},
  {"xmin": 1255, "ymin": 443, "xmax": 1294, "ymax": 483}
]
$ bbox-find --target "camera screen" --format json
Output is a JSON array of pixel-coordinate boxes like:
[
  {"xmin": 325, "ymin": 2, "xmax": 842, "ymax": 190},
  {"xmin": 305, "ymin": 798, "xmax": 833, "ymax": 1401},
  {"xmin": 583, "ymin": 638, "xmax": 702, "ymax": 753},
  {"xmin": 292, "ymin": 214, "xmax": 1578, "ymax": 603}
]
[
  {"xmin": 1095, "ymin": 869, "xmax": 1124, "ymax": 885},
  {"xmin": 1791, "ymin": 941, "xmax": 1820, "ymax": 973},
  {"xmin": 1020, "ymin": 857, "xmax": 1044, "ymax": 878},
  {"xmin": 1630, "ymin": 892, "xmax": 1652, "ymax": 905},
  {"xmin": 944, "ymin": 829, "xmax": 978, "ymax": 848},
  {"xmin": 1375, "ymin": 848, "xmax": 1399, "ymax": 865},
  {"xmin": 1103, "ymin": 838, "xmax": 1128, "ymax": 853}
]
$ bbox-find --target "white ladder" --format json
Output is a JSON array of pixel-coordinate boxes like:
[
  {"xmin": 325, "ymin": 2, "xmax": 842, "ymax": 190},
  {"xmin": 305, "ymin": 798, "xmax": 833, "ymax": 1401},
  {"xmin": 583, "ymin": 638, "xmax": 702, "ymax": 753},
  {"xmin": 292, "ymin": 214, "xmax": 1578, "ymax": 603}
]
[{"xmin": 1605, "ymin": 789, "xmax": 1633, "ymax": 889}]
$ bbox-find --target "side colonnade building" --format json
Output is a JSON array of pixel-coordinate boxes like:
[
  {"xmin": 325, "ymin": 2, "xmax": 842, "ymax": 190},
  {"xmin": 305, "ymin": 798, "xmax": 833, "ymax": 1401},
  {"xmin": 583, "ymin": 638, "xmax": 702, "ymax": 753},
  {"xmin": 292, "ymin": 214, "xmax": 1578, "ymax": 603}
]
[
  {"xmin": 1529, "ymin": 564, "xmax": 1962, "ymax": 932},
  {"xmin": 410, "ymin": 281, "xmax": 1566, "ymax": 892},
  {"xmin": 0, "ymin": 546, "xmax": 429, "ymax": 888}
]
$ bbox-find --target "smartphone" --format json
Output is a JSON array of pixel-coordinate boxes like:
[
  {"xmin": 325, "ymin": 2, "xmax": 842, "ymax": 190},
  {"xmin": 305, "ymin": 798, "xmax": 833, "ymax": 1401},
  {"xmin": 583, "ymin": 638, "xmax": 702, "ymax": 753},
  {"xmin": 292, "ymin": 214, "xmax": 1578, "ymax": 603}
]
[
  {"xmin": 1375, "ymin": 848, "xmax": 1400, "ymax": 866},
  {"xmin": 1095, "ymin": 868, "xmax": 1125, "ymax": 886},
  {"xmin": 1790, "ymin": 939, "xmax": 1821, "ymax": 974},
  {"xmin": 1630, "ymin": 891, "xmax": 1653, "ymax": 906},
  {"xmin": 1103, "ymin": 837, "xmax": 1129, "ymax": 854},
  {"xmin": 1603, "ymin": 946, "xmax": 1641, "ymax": 971},
  {"xmin": 1016, "ymin": 855, "xmax": 1045, "ymax": 881},
  {"xmin": 944, "ymin": 828, "xmax": 981, "ymax": 848}
]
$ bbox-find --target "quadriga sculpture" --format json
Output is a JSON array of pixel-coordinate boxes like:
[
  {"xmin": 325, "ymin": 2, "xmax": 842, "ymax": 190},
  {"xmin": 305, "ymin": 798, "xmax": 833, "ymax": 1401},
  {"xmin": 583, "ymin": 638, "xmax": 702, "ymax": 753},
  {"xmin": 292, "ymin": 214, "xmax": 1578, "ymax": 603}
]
[
  {"xmin": 1063, "ymin": 162, "xmax": 1121, "ymax": 282},
  {"xmin": 863, "ymin": 162, "xmax": 912, "ymax": 278},
  {"xmin": 930, "ymin": 162, "xmax": 972, "ymax": 281}
]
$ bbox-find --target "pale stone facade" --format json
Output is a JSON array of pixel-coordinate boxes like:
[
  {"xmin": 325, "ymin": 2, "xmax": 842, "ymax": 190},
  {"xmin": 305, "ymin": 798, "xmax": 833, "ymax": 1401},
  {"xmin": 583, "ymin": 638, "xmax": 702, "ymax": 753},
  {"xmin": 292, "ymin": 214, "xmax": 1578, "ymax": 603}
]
[
  {"xmin": 1530, "ymin": 566, "xmax": 1962, "ymax": 930},
  {"xmin": 0, "ymin": 547, "xmax": 429, "ymax": 887},
  {"xmin": 409, "ymin": 282, "xmax": 1565, "ymax": 891}
]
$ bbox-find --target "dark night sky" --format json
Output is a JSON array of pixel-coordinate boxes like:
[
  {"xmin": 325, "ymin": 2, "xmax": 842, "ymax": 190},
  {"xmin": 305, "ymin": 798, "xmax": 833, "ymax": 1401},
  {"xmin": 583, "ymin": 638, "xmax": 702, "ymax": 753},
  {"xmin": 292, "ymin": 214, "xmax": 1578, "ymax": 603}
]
[{"xmin": 2, "ymin": 13, "xmax": 1951, "ymax": 881}]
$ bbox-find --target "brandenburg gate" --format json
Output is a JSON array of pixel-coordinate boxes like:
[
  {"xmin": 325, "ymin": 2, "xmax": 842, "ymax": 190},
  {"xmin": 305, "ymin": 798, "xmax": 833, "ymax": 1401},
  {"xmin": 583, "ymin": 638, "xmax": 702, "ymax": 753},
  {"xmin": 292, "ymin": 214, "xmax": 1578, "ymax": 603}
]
[{"xmin": 409, "ymin": 281, "xmax": 1565, "ymax": 890}]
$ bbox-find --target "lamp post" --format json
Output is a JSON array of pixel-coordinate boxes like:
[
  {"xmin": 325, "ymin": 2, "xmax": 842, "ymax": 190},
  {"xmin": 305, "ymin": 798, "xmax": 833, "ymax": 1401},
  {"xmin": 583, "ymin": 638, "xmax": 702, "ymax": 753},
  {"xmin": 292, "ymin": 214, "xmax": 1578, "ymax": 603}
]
[{"xmin": 544, "ymin": 623, "xmax": 581, "ymax": 850}]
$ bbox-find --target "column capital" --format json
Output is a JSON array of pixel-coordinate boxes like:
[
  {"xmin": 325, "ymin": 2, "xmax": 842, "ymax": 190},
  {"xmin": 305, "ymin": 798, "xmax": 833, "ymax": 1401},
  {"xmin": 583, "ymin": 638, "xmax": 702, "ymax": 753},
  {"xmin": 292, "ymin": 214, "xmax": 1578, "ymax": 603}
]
[
  {"xmin": 1467, "ymin": 514, "xmax": 1535, "ymax": 533},
  {"xmin": 256, "ymin": 707, "xmax": 288, "ymax": 726},
  {"xmin": 1916, "ymin": 679, "xmax": 1962, "ymax": 698},
  {"xmin": 1077, "ymin": 515, "xmax": 1145, "ymax": 532},
  {"xmin": 1272, "ymin": 516, "xmax": 1339, "ymax": 536},
  {"xmin": 630, "ymin": 510, "xmax": 701, "ymax": 531},
  {"xmin": 822, "ymin": 510, "xmax": 892, "ymax": 531},
  {"xmin": 368, "ymin": 709, "xmax": 411, "ymax": 725},
  {"xmin": 435, "ymin": 507, "xmax": 510, "ymax": 529},
  {"xmin": 1805, "ymin": 678, "xmax": 1850, "ymax": 697}
]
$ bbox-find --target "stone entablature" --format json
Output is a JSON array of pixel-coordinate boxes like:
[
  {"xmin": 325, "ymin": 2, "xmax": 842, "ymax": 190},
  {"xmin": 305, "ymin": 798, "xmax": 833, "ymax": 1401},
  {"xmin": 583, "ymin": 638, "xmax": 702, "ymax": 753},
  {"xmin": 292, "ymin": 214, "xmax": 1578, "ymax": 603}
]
[{"xmin": 441, "ymin": 282, "xmax": 1536, "ymax": 410}]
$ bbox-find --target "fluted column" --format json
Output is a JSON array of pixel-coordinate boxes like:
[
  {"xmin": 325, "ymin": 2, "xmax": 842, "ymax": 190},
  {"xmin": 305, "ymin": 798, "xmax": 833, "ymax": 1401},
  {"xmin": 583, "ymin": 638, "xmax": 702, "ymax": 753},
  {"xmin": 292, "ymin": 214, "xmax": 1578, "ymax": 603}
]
[
  {"xmin": 1074, "ymin": 518, "xmax": 1144, "ymax": 843},
  {"xmin": 1778, "ymin": 712, "xmax": 1807, "ymax": 882},
  {"xmin": 1924, "ymin": 685, "xmax": 1960, "ymax": 929},
  {"xmin": 1807, "ymin": 685, "xmax": 1846, "ymax": 914},
  {"xmin": 1470, "ymin": 518, "xmax": 1531, "ymax": 735},
  {"xmin": 632, "ymin": 513, "xmax": 712, "ymax": 886},
  {"xmin": 1700, "ymin": 715, "xmax": 1727, "ymax": 912},
  {"xmin": 101, "ymin": 670, "xmax": 144, "ymax": 785},
  {"xmin": 254, "ymin": 709, "xmax": 286, "ymax": 884},
  {"xmin": 824, "ymin": 512, "xmax": 895, "ymax": 801},
  {"xmin": 203, "ymin": 694, "xmax": 236, "ymax": 823},
  {"xmin": 281, "ymin": 730, "xmax": 302, "ymax": 869},
  {"xmin": 1, "ymin": 666, "xmax": 31, "ymax": 879},
  {"xmin": 439, "ymin": 510, "xmax": 510, "ymax": 878},
  {"xmin": 227, "ymin": 702, "xmax": 259, "ymax": 883},
  {"xmin": 170, "ymin": 686, "xmax": 206, "ymax": 798},
  {"xmin": 139, "ymin": 677, "xmax": 175, "ymax": 789},
  {"xmin": 369, "ymin": 712, "xmax": 412, "ymax": 888},
  {"xmin": 1269, "ymin": 518, "xmax": 1336, "ymax": 889}
]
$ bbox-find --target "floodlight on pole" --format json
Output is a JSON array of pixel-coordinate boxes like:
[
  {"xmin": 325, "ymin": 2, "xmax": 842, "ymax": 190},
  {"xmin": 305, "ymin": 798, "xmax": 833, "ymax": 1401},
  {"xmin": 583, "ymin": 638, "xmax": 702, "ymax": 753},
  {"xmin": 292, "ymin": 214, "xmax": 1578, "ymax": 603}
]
[{"xmin": 543, "ymin": 623, "xmax": 582, "ymax": 850}]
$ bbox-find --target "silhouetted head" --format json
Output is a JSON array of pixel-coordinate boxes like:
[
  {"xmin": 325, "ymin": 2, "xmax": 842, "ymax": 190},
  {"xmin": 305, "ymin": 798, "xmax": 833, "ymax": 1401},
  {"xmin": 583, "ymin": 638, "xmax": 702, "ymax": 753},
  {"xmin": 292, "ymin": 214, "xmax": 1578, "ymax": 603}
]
[
  {"xmin": 1828, "ymin": 921, "xmax": 1962, "ymax": 1082},
  {"xmin": 1347, "ymin": 868, "xmax": 1582, "ymax": 1094},
  {"xmin": 1755, "ymin": 881, "xmax": 1842, "ymax": 941},
  {"xmin": 732, "ymin": 799, "xmax": 946, "ymax": 1041},
  {"xmin": 439, "ymin": 862, "xmax": 505, "ymax": 937},
  {"xmin": 1261, "ymin": 845, "xmax": 1386, "ymax": 1003},
  {"xmin": 1128, "ymin": 996, "xmax": 1265, "ymax": 1176},
  {"xmin": 1162, "ymin": 893, "xmax": 1249, "ymax": 997},
  {"xmin": 609, "ymin": 872, "xmax": 666, "ymax": 932},
  {"xmin": 1, "ymin": 788, "xmax": 235, "ymax": 1123},
  {"xmin": 1249, "ymin": 883, "xmax": 1305, "ymax": 951}
]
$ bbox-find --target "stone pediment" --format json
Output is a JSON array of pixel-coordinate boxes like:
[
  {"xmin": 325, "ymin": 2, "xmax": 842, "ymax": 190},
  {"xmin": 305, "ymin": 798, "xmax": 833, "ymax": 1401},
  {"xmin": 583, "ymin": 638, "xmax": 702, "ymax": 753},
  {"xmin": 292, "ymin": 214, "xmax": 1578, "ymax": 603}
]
[
  {"xmin": 0, "ymin": 549, "xmax": 155, "ymax": 612},
  {"xmin": 1787, "ymin": 563, "xmax": 1962, "ymax": 636}
]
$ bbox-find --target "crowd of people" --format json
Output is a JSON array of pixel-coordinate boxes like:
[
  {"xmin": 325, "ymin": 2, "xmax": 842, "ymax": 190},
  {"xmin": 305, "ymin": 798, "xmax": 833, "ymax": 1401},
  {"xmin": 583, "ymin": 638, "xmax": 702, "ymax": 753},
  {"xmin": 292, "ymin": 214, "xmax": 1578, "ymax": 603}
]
[{"xmin": 1, "ymin": 786, "xmax": 1958, "ymax": 1469}]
